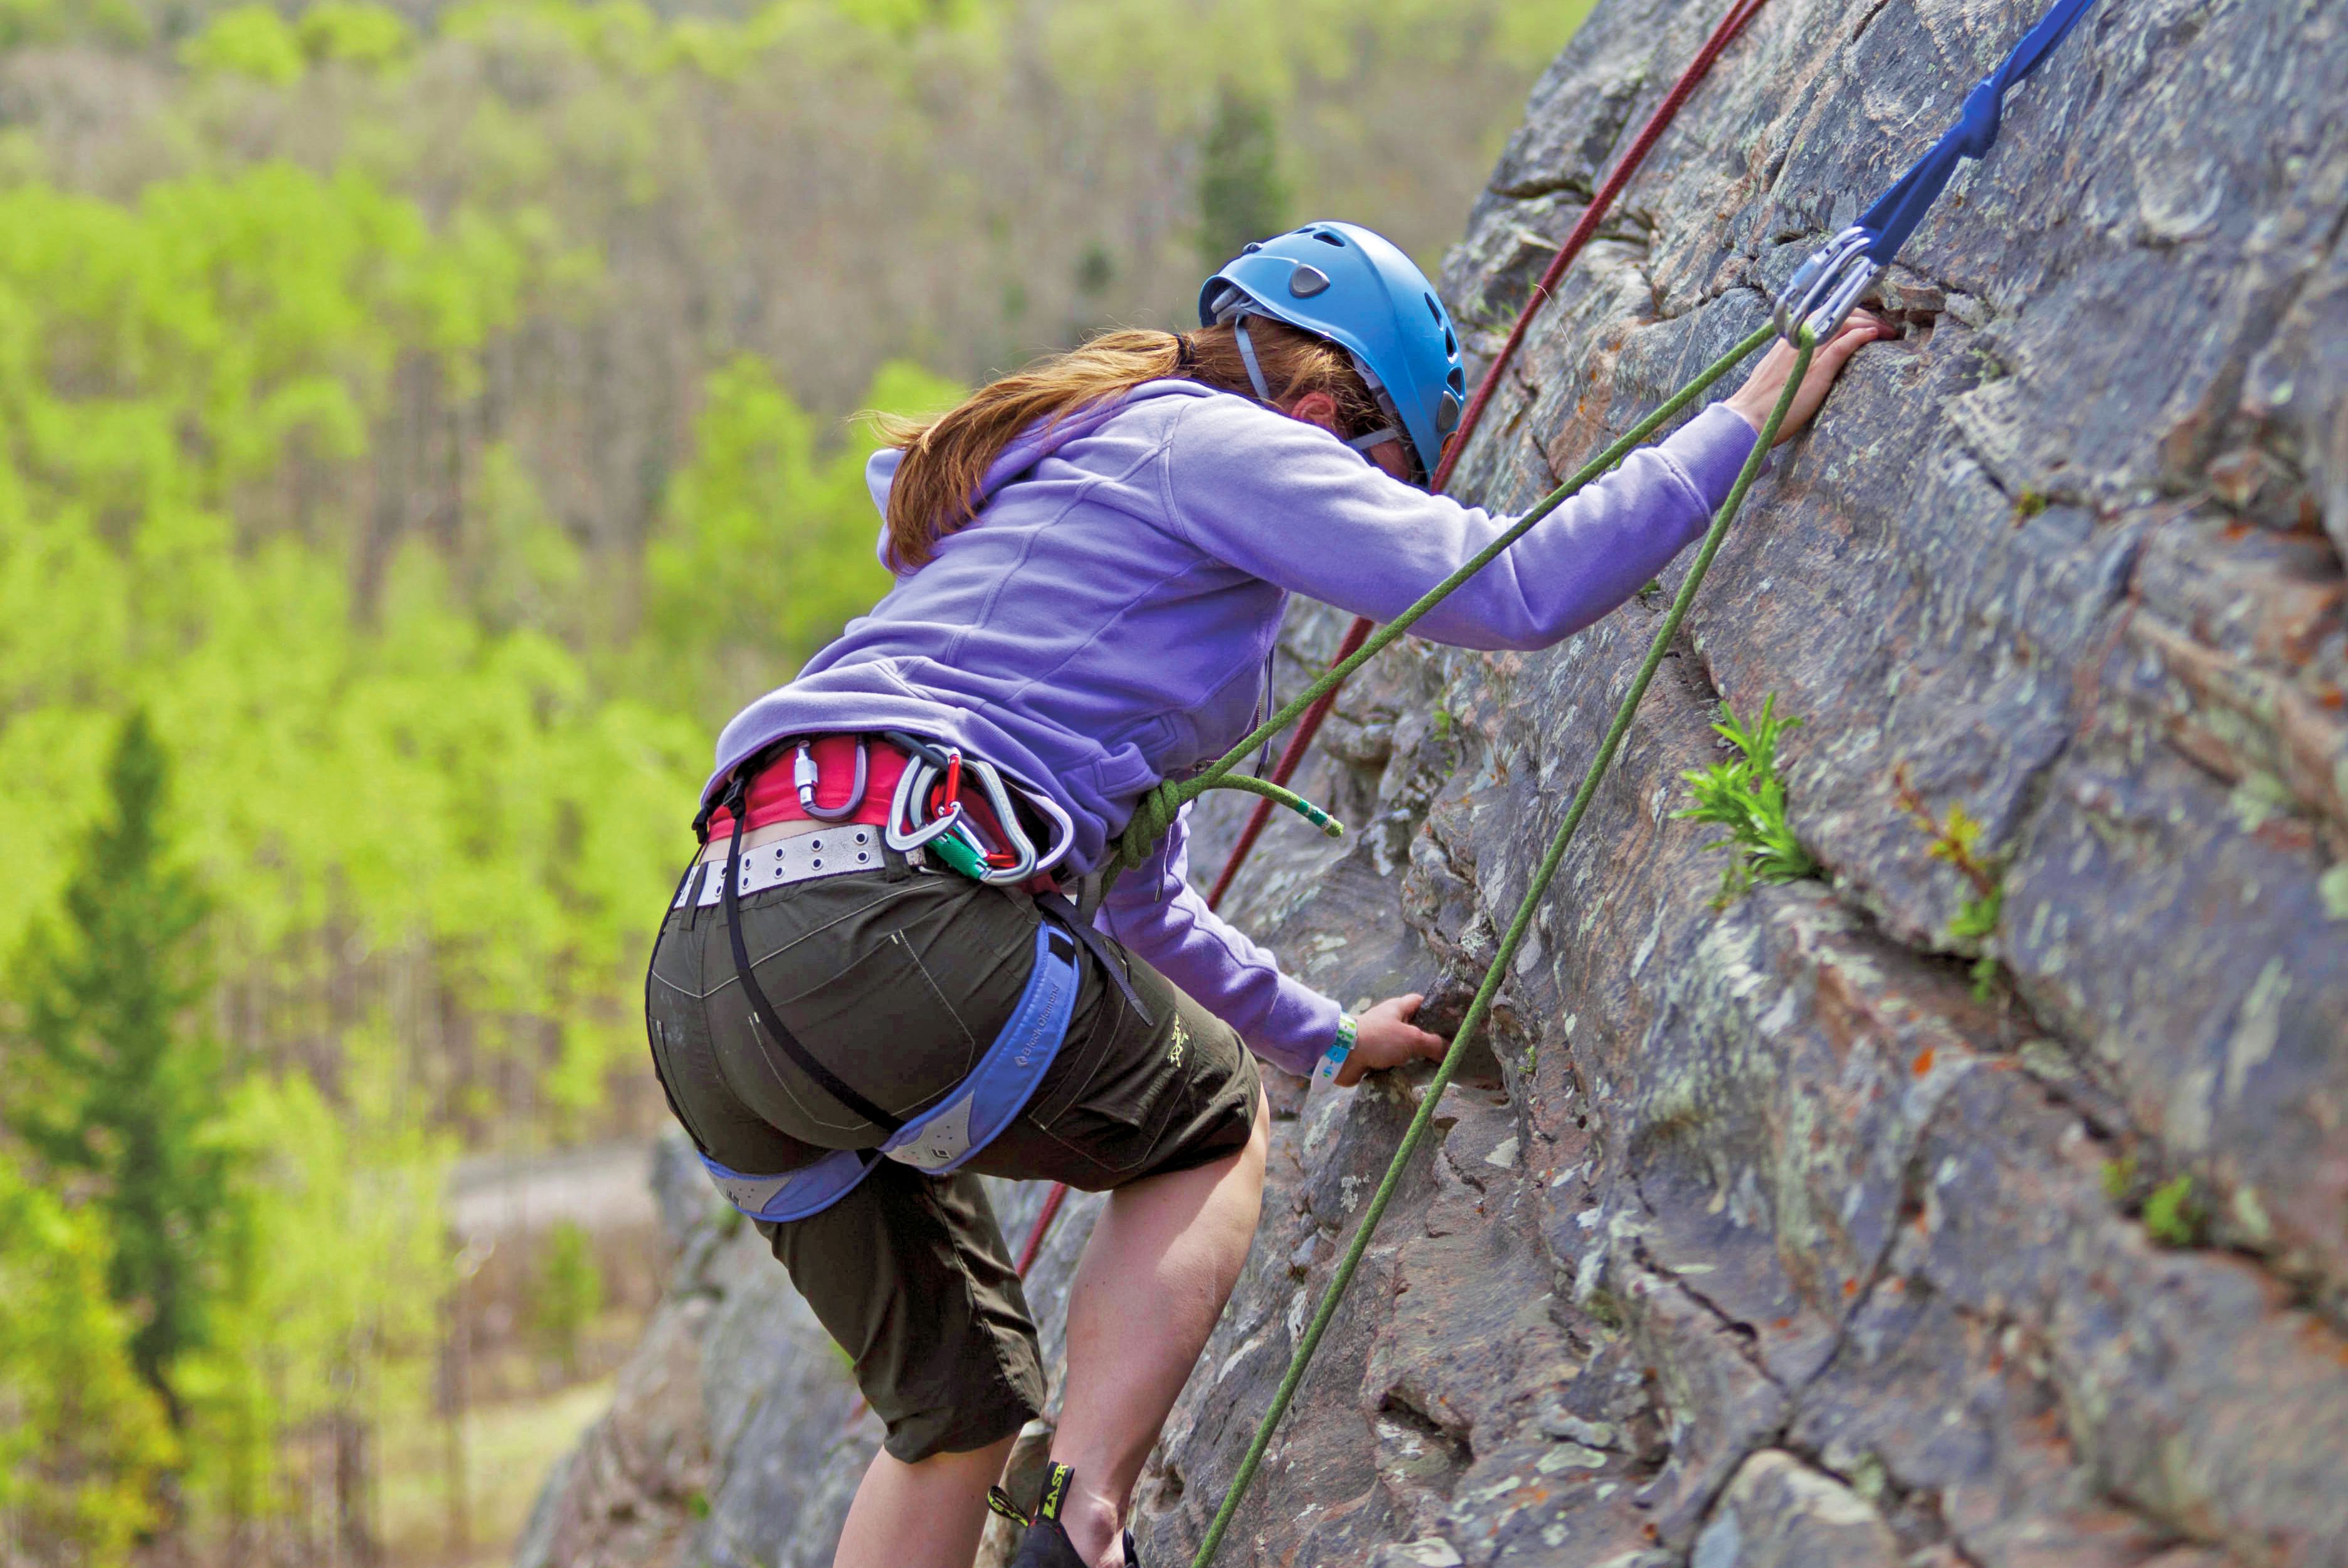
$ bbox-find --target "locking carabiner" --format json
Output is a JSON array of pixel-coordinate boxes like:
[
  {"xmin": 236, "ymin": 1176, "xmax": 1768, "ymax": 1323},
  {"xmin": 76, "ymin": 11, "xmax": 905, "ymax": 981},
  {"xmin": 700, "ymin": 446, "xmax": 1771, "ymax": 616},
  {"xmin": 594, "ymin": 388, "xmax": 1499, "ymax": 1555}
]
[
  {"xmin": 794, "ymin": 737, "xmax": 869, "ymax": 822},
  {"xmin": 1774, "ymin": 225, "xmax": 1881, "ymax": 347}
]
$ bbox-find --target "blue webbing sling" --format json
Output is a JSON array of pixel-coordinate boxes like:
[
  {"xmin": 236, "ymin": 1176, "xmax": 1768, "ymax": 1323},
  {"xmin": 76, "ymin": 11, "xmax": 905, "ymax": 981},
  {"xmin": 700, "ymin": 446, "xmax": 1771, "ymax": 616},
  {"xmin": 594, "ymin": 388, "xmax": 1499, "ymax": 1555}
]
[
  {"xmin": 1779, "ymin": 0, "xmax": 2102, "ymax": 339},
  {"xmin": 701, "ymin": 918, "xmax": 1083, "ymax": 1223}
]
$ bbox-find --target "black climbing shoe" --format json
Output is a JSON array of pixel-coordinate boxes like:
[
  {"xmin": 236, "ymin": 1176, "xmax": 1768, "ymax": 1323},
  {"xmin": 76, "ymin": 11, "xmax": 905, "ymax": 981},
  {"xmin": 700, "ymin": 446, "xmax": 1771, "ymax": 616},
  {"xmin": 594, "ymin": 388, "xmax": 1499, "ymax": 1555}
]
[{"xmin": 990, "ymin": 1462, "xmax": 1140, "ymax": 1567}]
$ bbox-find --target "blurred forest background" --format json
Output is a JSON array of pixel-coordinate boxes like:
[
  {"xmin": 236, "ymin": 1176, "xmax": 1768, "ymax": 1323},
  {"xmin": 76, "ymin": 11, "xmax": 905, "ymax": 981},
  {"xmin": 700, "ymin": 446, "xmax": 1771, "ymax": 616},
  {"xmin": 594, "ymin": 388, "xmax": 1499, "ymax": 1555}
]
[{"xmin": 0, "ymin": 1, "xmax": 1585, "ymax": 1562}]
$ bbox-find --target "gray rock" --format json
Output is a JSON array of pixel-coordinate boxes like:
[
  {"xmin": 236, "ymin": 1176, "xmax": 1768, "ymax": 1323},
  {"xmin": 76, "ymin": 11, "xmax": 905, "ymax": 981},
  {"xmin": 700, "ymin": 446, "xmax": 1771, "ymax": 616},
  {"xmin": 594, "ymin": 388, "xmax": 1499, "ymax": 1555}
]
[
  {"xmin": 1691, "ymin": 1451, "xmax": 1900, "ymax": 1568},
  {"xmin": 526, "ymin": 0, "xmax": 2348, "ymax": 1561}
]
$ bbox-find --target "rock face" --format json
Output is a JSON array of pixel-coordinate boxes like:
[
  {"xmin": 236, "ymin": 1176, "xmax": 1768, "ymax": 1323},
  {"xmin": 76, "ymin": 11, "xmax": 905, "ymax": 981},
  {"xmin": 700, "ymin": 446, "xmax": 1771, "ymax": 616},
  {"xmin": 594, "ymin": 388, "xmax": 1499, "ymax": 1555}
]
[{"xmin": 521, "ymin": 0, "xmax": 2348, "ymax": 1562}]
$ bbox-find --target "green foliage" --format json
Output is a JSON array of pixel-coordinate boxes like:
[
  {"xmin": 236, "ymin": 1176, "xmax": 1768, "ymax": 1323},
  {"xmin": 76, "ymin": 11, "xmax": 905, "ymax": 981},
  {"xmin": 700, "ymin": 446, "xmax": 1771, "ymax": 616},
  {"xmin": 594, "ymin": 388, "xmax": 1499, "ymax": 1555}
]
[
  {"xmin": 645, "ymin": 354, "xmax": 958, "ymax": 727},
  {"xmin": 1675, "ymin": 694, "xmax": 1819, "ymax": 906},
  {"xmin": 297, "ymin": 1, "xmax": 414, "ymax": 68},
  {"xmin": 6, "ymin": 713, "xmax": 237, "ymax": 1427},
  {"xmin": 2101, "ymin": 1150, "xmax": 2137, "ymax": 1203},
  {"xmin": 1197, "ymin": 82, "xmax": 1289, "ymax": 270},
  {"xmin": 0, "ymin": 0, "xmax": 151, "ymax": 48},
  {"xmin": 177, "ymin": 1044, "xmax": 453, "ymax": 1528},
  {"xmin": 1892, "ymin": 768, "xmax": 2008, "ymax": 1000},
  {"xmin": 530, "ymin": 1221, "xmax": 605, "ymax": 1376},
  {"xmin": 2144, "ymin": 1174, "xmax": 2204, "ymax": 1248},
  {"xmin": 181, "ymin": 4, "xmax": 305, "ymax": 83},
  {"xmin": 0, "ymin": 1157, "xmax": 177, "ymax": 1564}
]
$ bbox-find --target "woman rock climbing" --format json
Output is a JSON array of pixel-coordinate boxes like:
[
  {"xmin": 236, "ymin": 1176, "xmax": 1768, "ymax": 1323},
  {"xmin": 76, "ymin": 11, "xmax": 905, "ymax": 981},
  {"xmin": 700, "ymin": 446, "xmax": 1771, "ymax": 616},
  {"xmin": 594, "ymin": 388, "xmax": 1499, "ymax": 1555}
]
[{"xmin": 643, "ymin": 221, "xmax": 1884, "ymax": 1568}]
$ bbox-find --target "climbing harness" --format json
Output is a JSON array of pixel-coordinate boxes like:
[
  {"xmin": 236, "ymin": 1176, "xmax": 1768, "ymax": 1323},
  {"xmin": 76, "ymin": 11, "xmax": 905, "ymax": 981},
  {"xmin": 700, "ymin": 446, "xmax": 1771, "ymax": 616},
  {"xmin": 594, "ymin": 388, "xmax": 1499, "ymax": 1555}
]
[
  {"xmin": 697, "ymin": 918, "xmax": 1082, "ymax": 1222},
  {"xmin": 1775, "ymin": 0, "xmax": 2100, "ymax": 342},
  {"xmin": 684, "ymin": 738, "xmax": 1087, "ymax": 1226}
]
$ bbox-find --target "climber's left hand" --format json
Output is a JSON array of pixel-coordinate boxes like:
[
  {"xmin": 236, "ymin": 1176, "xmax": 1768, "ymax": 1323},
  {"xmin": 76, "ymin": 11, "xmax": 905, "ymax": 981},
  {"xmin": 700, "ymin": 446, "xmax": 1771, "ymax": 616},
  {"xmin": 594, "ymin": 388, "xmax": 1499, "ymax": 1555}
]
[
  {"xmin": 1335, "ymin": 993, "xmax": 1449, "ymax": 1088},
  {"xmin": 1724, "ymin": 310, "xmax": 1891, "ymax": 446}
]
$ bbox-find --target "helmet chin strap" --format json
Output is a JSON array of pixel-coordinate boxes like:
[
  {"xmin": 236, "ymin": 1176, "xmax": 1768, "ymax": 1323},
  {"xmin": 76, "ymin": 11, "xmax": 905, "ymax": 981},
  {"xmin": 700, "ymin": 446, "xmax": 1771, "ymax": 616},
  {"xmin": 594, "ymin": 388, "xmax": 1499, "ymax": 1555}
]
[
  {"xmin": 1232, "ymin": 309, "xmax": 1417, "ymax": 481},
  {"xmin": 1232, "ymin": 315, "xmax": 1275, "ymax": 405}
]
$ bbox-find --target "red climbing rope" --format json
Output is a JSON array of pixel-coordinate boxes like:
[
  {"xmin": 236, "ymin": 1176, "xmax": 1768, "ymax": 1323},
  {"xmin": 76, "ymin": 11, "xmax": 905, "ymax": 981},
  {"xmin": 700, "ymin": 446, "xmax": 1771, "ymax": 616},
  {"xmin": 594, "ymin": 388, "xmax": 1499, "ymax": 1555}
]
[
  {"xmin": 1012, "ymin": 1178, "xmax": 1069, "ymax": 1275},
  {"xmin": 1013, "ymin": 0, "xmax": 1770, "ymax": 1282}
]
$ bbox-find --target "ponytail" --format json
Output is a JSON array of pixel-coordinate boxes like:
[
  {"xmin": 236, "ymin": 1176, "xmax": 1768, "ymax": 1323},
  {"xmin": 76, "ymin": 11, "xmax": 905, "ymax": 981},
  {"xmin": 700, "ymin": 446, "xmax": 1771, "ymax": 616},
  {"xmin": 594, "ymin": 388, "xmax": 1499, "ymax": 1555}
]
[{"xmin": 873, "ymin": 320, "xmax": 1382, "ymax": 570}]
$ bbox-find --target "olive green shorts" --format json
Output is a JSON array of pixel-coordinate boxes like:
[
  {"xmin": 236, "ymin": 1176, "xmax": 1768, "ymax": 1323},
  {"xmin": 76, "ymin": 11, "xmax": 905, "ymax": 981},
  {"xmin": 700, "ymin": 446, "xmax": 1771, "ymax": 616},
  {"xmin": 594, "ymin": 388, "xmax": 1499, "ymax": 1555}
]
[{"xmin": 644, "ymin": 859, "xmax": 1262, "ymax": 1461}]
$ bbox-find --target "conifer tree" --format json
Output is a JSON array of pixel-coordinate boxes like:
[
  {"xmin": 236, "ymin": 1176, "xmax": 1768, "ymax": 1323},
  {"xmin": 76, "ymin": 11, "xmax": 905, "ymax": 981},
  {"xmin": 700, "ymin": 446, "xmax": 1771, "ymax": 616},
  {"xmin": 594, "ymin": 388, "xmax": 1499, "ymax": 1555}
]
[
  {"xmin": 1197, "ymin": 82, "xmax": 1291, "ymax": 272},
  {"xmin": 6, "ymin": 710, "xmax": 236, "ymax": 1430}
]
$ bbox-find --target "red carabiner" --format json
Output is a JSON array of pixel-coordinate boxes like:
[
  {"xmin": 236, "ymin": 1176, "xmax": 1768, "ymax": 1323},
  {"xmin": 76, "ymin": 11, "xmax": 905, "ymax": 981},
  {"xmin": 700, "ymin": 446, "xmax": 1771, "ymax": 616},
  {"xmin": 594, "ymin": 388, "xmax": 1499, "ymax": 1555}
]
[{"xmin": 927, "ymin": 748, "xmax": 966, "ymax": 821}]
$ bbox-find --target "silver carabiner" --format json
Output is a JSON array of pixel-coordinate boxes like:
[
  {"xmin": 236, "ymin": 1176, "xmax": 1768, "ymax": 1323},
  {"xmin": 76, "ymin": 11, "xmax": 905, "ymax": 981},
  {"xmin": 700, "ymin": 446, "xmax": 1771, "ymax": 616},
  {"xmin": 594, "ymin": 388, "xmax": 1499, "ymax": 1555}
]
[
  {"xmin": 1774, "ymin": 226, "xmax": 1881, "ymax": 346},
  {"xmin": 795, "ymin": 737, "xmax": 868, "ymax": 822},
  {"xmin": 962, "ymin": 757, "xmax": 1039, "ymax": 886},
  {"xmin": 884, "ymin": 751, "xmax": 970, "ymax": 854}
]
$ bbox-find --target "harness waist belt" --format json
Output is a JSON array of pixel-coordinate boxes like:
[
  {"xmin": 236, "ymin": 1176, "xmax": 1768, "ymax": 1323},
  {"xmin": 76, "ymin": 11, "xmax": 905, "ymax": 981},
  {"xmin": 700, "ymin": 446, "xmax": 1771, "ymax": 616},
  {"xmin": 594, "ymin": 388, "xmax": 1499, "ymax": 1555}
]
[
  {"xmin": 677, "ymin": 825, "xmax": 889, "ymax": 908},
  {"xmin": 699, "ymin": 917, "xmax": 1083, "ymax": 1223}
]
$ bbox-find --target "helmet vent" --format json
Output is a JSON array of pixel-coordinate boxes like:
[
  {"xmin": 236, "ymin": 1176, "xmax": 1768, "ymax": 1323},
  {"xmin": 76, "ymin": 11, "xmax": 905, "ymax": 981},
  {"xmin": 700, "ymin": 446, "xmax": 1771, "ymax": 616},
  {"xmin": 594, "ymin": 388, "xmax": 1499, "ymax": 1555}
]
[
  {"xmin": 1242, "ymin": 242, "xmax": 1262, "ymax": 254},
  {"xmin": 1424, "ymin": 293, "xmax": 1444, "ymax": 324},
  {"xmin": 1312, "ymin": 230, "xmax": 1346, "ymax": 247},
  {"xmin": 1288, "ymin": 264, "xmax": 1331, "ymax": 299}
]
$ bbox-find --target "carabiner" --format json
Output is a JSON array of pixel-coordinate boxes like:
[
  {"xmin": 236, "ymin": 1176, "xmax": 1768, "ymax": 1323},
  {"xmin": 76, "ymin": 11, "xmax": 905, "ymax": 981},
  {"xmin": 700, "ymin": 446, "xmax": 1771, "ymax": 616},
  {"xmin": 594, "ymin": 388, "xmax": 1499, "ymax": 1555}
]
[
  {"xmin": 1774, "ymin": 226, "xmax": 1881, "ymax": 346},
  {"xmin": 964, "ymin": 757, "xmax": 1039, "ymax": 884},
  {"xmin": 937, "ymin": 748, "xmax": 964, "ymax": 813},
  {"xmin": 795, "ymin": 737, "xmax": 869, "ymax": 822},
  {"xmin": 886, "ymin": 759, "xmax": 970, "ymax": 854}
]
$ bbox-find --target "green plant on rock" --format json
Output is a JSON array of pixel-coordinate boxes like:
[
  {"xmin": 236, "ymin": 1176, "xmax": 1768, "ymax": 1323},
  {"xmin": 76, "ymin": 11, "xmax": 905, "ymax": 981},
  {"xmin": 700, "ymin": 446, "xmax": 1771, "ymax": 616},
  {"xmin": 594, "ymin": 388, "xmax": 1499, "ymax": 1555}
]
[
  {"xmin": 1893, "ymin": 765, "xmax": 2007, "ymax": 1000},
  {"xmin": 2100, "ymin": 1151, "xmax": 2137, "ymax": 1204},
  {"xmin": 2143, "ymin": 1174, "xmax": 2205, "ymax": 1248},
  {"xmin": 1675, "ymin": 694, "xmax": 1818, "ymax": 906}
]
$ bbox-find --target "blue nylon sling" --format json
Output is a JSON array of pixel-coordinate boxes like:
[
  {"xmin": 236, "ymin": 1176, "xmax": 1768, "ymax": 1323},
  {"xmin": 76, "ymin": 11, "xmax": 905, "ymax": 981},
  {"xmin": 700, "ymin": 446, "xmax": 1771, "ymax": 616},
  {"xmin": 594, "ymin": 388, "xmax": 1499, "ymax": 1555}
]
[
  {"xmin": 1856, "ymin": 0, "xmax": 2102, "ymax": 263},
  {"xmin": 1778, "ymin": 0, "xmax": 2101, "ymax": 340},
  {"xmin": 700, "ymin": 916, "xmax": 1083, "ymax": 1224}
]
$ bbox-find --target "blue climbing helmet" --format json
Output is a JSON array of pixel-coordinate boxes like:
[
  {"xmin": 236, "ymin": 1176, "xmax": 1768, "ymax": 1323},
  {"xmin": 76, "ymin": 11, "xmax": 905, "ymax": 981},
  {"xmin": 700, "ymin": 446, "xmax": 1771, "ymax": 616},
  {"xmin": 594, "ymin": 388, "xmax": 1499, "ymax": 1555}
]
[{"xmin": 1198, "ymin": 221, "xmax": 1468, "ymax": 486}]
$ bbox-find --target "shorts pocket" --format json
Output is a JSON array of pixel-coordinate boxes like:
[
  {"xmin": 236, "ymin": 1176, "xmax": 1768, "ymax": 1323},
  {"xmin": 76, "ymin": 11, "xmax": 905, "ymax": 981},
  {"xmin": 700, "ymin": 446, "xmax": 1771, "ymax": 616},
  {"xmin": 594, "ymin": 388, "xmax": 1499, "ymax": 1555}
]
[{"xmin": 1028, "ymin": 982, "xmax": 1190, "ymax": 1178}]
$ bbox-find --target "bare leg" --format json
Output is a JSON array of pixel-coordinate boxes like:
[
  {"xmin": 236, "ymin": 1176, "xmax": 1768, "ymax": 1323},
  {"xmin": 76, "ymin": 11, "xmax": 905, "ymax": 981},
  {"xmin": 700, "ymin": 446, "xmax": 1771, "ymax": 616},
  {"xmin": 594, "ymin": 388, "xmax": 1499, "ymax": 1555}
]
[
  {"xmin": 833, "ymin": 1433, "xmax": 1018, "ymax": 1568},
  {"xmin": 1051, "ymin": 1086, "xmax": 1271, "ymax": 1565}
]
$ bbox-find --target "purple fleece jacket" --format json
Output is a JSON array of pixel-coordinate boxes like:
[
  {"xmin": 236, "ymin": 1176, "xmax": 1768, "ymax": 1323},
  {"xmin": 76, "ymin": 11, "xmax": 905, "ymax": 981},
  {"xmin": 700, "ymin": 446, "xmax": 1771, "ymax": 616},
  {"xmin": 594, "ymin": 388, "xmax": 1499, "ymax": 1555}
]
[{"xmin": 708, "ymin": 380, "xmax": 1757, "ymax": 1078}]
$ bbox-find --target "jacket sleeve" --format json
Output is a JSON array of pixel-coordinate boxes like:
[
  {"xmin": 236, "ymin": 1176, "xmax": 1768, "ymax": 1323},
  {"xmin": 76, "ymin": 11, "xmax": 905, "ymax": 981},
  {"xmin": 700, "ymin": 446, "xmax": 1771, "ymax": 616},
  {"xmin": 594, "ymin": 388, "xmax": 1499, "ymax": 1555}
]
[
  {"xmin": 1162, "ymin": 397, "xmax": 1759, "ymax": 652},
  {"xmin": 1094, "ymin": 804, "xmax": 1341, "ymax": 1079}
]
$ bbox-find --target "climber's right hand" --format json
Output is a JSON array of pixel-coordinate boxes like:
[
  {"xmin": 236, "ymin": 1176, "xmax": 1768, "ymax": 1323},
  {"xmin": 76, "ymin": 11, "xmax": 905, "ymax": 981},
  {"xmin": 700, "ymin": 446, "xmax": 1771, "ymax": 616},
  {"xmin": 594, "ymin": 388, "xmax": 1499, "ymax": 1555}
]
[
  {"xmin": 1723, "ymin": 310, "xmax": 1891, "ymax": 447},
  {"xmin": 1333, "ymin": 993, "xmax": 1449, "ymax": 1088}
]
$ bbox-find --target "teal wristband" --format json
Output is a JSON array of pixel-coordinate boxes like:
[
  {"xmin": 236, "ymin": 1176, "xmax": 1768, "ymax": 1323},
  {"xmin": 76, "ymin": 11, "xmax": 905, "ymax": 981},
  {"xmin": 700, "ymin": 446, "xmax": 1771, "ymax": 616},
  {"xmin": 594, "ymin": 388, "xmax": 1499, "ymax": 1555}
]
[{"xmin": 1316, "ymin": 1012, "xmax": 1358, "ymax": 1081}]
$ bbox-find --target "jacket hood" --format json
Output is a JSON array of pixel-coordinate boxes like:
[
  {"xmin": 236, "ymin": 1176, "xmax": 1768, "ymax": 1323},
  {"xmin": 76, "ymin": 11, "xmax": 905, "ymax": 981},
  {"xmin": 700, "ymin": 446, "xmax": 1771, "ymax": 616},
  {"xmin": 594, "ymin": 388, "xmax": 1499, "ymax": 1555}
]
[{"xmin": 868, "ymin": 379, "xmax": 1222, "ymax": 572}]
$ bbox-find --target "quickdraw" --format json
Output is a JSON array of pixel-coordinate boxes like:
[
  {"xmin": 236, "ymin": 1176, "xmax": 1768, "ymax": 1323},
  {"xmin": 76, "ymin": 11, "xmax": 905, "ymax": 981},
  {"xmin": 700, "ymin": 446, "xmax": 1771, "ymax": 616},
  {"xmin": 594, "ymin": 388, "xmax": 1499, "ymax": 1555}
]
[{"xmin": 1774, "ymin": 0, "xmax": 2100, "ymax": 342}]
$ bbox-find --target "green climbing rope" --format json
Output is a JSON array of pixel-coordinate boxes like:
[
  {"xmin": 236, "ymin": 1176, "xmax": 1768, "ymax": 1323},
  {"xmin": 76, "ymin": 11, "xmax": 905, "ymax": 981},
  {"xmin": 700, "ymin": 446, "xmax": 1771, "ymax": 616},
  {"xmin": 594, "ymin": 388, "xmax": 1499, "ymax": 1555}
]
[
  {"xmin": 1106, "ymin": 319, "xmax": 1790, "ymax": 889},
  {"xmin": 1183, "ymin": 322, "xmax": 1816, "ymax": 1567}
]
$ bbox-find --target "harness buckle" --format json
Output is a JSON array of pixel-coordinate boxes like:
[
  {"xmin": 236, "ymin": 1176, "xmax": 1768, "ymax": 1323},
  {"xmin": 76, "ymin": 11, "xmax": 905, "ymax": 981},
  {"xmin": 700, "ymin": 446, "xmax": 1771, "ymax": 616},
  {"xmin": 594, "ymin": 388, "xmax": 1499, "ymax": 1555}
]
[{"xmin": 1774, "ymin": 226, "xmax": 1881, "ymax": 346}]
